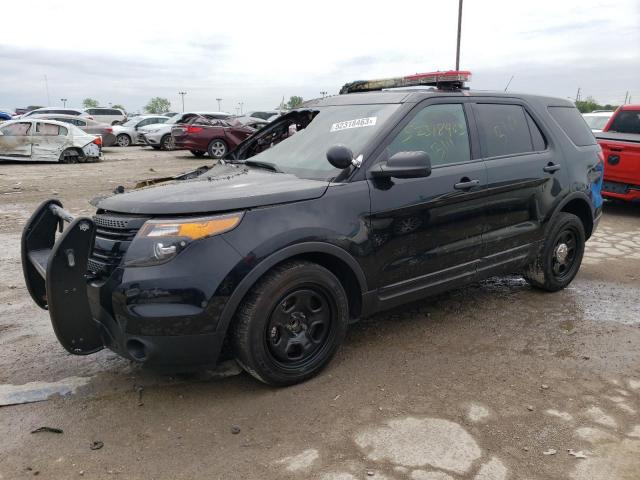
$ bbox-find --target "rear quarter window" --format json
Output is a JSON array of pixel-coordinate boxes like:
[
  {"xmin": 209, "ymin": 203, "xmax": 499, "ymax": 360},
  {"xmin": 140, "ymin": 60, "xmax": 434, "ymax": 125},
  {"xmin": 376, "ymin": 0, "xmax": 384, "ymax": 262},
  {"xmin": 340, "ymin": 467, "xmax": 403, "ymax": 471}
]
[{"xmin": 547, "ymin": 106, "xmax": 596, "ymax": 146}]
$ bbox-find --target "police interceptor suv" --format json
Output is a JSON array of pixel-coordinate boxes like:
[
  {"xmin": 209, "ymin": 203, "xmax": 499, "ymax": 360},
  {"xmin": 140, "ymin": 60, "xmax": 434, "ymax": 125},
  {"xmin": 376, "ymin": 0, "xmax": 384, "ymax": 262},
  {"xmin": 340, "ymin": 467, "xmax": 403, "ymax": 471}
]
[{"xmin": 22, "ymin": 71, "xmax": 603, "ymax": 386}]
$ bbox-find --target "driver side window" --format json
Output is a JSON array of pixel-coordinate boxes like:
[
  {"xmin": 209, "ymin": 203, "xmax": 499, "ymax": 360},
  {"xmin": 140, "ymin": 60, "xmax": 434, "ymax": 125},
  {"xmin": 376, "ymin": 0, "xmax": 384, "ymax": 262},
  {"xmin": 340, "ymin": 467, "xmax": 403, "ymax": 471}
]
[{"xmin": 387, "ymin": 104, "xmax": 471, "ymax": 167}]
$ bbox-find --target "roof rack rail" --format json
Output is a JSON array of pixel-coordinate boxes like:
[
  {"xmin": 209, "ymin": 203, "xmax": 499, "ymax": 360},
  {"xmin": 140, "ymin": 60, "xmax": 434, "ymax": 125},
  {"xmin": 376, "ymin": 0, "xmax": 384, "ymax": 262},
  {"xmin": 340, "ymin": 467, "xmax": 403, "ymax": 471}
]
[{"xmin": 339, "ymin": 70, "xmax": 471, "ymax": 95}]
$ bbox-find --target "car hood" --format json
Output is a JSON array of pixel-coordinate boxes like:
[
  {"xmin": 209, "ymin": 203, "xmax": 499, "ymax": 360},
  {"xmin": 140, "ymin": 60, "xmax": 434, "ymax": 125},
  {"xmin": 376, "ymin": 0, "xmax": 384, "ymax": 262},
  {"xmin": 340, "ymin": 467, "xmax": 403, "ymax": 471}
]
[{"xmin": 96, "ymin": 163, "xmax": 329, "ymax": 215}]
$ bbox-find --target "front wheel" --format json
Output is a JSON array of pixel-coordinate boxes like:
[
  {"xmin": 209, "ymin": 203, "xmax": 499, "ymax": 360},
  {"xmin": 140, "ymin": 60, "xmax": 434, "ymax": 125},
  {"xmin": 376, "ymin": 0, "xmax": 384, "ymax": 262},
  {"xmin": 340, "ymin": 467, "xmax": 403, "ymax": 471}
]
[
  {"xmin": 524, "ymin": 212, "xmax": 585, "ymax": 292},
  {"xmin": 160, "ymin": 134, "xmax": 174, "ymax": 151},
  {"xmin": 231, "ymin": 261, "xmax": 349, "ymax": 386},
  {"xmin": 116, "ymin": 134, "xmax": 131, "ymax": 147},
  {"xmin": 207, "ymin": 139, "xmax": 227, "ymax": 159}
]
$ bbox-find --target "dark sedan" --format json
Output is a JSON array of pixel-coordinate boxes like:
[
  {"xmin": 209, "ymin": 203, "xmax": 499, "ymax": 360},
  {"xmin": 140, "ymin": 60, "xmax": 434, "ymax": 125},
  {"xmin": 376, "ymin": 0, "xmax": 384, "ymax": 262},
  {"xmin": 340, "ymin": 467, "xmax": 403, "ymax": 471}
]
[{"xmin": 171, "ymin": 114, "xmax": 255, "ymax": 158}]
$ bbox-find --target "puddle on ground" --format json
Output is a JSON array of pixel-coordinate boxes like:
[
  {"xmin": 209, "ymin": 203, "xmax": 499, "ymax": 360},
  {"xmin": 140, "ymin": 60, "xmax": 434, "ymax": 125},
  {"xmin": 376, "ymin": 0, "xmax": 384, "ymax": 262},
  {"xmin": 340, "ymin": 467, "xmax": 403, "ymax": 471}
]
[{"xmin": 0, "ymin": 376, "xmax": 92, "ymax": 406}]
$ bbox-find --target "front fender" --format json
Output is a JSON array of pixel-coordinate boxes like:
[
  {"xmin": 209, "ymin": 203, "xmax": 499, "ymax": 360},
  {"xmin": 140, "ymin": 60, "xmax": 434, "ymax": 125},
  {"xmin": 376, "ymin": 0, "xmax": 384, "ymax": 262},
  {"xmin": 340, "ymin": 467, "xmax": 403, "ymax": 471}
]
[{"xmin": 215, "ymin": 241, "xmax": 367, "ymax": 337}]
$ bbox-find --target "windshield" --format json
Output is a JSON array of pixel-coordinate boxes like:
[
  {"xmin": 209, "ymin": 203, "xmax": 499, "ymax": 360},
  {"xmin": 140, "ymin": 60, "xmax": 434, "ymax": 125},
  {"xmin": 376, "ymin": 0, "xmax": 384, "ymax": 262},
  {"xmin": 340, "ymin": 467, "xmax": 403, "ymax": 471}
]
[
  {"xmin": 123, "ymin": 117, "xmax": 142, "ymax": 126},
  {"xmin": 583, "ymin": 114, "xmax": 612, "ymax": 130},
  {"xmin": 244, "ymin": 104, "xmax": 400, "ymax": 180}
]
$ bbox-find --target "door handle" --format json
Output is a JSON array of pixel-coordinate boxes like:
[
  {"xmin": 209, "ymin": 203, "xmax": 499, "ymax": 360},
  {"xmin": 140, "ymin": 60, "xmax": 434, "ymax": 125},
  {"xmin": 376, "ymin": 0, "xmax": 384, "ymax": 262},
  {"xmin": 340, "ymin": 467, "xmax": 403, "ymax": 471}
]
[
  {"xmin": 454, "ymin": 178, "xmax": 480, "ymax": 190},
  {"xmin": 543, "ymin": 163, "xmax": 561, "ymax": 173}
]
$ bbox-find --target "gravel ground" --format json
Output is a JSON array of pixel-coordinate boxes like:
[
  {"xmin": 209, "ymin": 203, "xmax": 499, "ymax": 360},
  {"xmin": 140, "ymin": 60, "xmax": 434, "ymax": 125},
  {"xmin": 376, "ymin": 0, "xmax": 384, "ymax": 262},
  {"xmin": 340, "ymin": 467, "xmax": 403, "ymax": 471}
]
[{"xmin": 1, "ymin": 147, "xmax": 639, "ymax": 480}]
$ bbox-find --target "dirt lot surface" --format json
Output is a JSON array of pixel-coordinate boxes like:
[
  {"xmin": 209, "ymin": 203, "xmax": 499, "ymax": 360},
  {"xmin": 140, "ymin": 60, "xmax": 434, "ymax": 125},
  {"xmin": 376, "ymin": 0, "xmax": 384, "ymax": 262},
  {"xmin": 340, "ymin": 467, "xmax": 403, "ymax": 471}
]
[{"xmin": 1, "ymin": 147, "xmax": 639, "ymax": 480}]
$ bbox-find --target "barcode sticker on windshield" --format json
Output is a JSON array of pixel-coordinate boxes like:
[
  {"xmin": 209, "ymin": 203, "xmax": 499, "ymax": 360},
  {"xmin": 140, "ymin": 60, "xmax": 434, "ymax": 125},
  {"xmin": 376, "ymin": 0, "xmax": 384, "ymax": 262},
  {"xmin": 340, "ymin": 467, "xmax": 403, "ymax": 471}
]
[{"xmin": 330, "ymin": 117, "xmax": 377, "ymax": 132}]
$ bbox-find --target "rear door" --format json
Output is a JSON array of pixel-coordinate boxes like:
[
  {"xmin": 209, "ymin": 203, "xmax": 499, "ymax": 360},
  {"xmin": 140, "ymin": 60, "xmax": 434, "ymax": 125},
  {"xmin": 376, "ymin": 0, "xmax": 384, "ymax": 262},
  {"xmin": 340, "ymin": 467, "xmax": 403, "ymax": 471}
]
[
  {"xmin": 367, "ymin": 100, "xmax": 487, "ymax": 307},
  {"xmin": 471, "ymin": 100, "xmax": 565, "ymax": 273},
  {"xmin": 0, "ymin": 121, "xmax": 33, "ymax": 159},
  {"xmin": 32, "ymin": 122, "xmax": 69, "ymax": 161}
]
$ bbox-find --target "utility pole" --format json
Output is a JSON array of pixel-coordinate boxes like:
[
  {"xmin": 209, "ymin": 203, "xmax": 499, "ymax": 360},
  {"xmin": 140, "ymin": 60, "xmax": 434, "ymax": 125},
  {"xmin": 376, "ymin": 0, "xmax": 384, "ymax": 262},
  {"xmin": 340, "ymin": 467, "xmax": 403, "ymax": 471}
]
[
  {"xmin": 178, "ymin": 91, "xmax": 187, "ymax": 112},
  {"xmin": 455, "ymin": 0, "xmax": 463, "ymax": 70},
  {"xmin": 320, "ymin": 91, "xmax": 327, "ymax": 98},
  {"xmin": 238, "ymin": 102, "xmax": 243, "ymax": 115},
  {"xmin": 44, "ymin": 75, "xmax": 51, "ymax": 105},
  {"xmin": 623, "ymin": 91, "xmax": 629, "ymax": 104},
  {"xmin": 60, "ymin": 98, "xmax": 67, "ymax": 107},
  {"xmin": 216, "ymin": 98, "xmax": 222, "ymax": 111},
  {"xmin": 575, "ymin": 88, "xmax": 581, "ymax": 102}
]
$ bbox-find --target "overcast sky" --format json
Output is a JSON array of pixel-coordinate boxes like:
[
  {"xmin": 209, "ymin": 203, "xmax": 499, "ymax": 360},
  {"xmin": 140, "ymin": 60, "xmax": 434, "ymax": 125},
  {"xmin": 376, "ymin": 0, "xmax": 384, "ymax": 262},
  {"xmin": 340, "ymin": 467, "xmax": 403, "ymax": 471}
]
[{"xmin": 1, "ymin": 0, "xmax": 638, "ymax": 113}]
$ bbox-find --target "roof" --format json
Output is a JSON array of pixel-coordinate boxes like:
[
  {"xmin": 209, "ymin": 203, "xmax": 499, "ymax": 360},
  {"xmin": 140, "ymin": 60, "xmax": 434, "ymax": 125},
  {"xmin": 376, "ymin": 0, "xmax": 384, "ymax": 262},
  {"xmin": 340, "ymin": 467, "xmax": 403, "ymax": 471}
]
[{"xmin": 303, "ymin": 89, "xmax": 574, "ymax": 108}]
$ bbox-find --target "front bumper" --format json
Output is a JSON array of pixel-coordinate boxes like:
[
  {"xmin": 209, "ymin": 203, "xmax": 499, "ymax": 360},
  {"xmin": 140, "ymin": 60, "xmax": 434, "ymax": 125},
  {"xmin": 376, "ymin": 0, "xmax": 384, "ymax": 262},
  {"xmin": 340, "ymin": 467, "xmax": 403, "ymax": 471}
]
[{"xmin": 22, "ymin": 200, "xmax": 240, "ymax": 368}]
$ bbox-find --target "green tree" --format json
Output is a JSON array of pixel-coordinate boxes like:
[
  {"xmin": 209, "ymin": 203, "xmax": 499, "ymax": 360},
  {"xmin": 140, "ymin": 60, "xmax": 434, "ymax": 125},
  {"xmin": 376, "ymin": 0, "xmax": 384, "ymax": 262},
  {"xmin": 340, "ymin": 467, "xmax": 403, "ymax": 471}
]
[
  {"xmin": 111, "ymin": 104, "xmax": 126, "ymax": 112},
  {"xmin": 145, "ymin": 97, "xmax": 171, "ymax": 114},
  {"xmin": 82, "ymin": 98, "xmax": 99, "ymax": 109},
  {"xmin": 286, "ymin": 96, "xmax": 304, "ymax": 109},
  {"xmin": 575, "ymin": 96, "xmax": 618, "ymax": 113}
]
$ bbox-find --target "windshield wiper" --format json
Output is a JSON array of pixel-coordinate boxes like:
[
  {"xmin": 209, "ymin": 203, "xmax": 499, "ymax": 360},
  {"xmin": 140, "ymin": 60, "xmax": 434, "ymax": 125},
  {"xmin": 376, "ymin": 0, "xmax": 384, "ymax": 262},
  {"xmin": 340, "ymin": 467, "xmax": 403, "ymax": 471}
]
[{"xmin": 239, "ymin": 160, "xmax": 283, "ymax": 173}]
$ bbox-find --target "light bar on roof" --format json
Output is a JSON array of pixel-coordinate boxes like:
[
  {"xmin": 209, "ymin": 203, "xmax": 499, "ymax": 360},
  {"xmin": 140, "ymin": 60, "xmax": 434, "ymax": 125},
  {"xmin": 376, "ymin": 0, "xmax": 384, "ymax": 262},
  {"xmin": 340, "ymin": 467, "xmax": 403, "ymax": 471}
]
[{"xmin": 339, "ymin": 70, "xmax": 471, "ymax": 94}]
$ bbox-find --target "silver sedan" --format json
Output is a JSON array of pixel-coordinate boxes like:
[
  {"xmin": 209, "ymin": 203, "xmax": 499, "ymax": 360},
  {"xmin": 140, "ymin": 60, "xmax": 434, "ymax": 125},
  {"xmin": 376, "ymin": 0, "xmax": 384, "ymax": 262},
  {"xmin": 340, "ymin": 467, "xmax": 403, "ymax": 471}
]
[{"xmin": 111, "ymin": 115, "xmax": 170, "ymax": 147}]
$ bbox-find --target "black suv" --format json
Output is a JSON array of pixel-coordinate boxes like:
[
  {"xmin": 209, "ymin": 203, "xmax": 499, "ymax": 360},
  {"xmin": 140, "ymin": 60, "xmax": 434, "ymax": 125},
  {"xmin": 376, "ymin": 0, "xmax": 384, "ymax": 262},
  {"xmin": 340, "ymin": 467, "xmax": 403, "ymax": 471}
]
[{"xmin": 22, "ymin": 74, "xmax": 604, "ymax": 385}]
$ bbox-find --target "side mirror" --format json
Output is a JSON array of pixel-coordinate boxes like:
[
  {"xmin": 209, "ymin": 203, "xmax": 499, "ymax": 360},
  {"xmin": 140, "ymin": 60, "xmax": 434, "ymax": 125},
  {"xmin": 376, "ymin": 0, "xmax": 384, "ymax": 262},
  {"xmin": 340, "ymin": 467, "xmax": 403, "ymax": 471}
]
[
  {"xmin": 326, "ymin": 144, "xmax": 354, "ymax": 169},
  {"xmin": 370, "ymin": 151, "xmax": 432, "ymax": 179}
]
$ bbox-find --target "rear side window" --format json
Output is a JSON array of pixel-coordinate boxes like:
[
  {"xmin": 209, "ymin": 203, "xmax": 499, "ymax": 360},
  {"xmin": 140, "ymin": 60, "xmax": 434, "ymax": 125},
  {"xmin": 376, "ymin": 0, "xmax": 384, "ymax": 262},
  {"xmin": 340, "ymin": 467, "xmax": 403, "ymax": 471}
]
[
  {"xmin": 548, "ymin": 106, "xmax": 596, "ymax": 146},
  {"xmin": 608, "ymin": 110, "xmax": 640, "ymax": 134},
  {"xmin": 35, "ymin": 123, "xmax": 64, "ymax": 136},
  {"xmin": 475, "ymin": 104, "xmax": 534, "ymax": 157}
]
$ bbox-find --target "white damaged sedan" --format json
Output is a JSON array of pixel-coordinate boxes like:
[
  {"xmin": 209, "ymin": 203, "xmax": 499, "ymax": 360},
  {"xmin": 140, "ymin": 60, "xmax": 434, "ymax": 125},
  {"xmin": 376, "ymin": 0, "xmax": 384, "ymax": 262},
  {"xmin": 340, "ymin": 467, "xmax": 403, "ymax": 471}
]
[{"xmin": 0, "ymin": 119, "xmax": 102, "ymax": 163}]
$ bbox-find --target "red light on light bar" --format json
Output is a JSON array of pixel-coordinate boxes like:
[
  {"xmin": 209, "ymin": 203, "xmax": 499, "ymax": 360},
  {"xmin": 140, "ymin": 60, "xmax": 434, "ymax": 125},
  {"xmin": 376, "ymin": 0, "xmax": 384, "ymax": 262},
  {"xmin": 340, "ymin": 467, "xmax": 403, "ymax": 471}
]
[{"xmin": 405, "ymin": 70, "xmax": 471, "ymax": 82}]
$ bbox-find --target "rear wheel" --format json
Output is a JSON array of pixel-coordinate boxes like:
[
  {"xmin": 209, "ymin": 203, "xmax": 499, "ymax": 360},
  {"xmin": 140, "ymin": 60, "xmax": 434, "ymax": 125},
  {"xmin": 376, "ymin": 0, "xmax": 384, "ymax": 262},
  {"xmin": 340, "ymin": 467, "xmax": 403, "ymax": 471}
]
[
  {"xmin": 231, "ymin": 261, "xmax": 349, "ymax": 386},
  {"xmin": 524, "ymin": 212, "xmax": 585, "ymax": 292},
  {"xmin": 116, "ymin": 134, "xmax": 131, "ymax": 147},
  {"xmin": 207, "ymin": 139, "xmax": 227, "ymax": 159},
  {"xmin": 160, "ymin": 134, "xmax": 174, "ymax": 151},
  {"xmin": 190, "ymin": 150, "xmax": 206, "ymax": 157},
  {"xmin": 59, "ymin": 149, "xmax": 80, "ymax": 164}
]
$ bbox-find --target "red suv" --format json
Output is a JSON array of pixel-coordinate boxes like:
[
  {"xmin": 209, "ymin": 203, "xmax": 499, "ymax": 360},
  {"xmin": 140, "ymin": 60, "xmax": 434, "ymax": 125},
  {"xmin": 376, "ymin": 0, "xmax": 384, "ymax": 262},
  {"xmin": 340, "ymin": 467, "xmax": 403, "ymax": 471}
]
[{"xmin": 171, "ymin": 115, "xmax": 255, "ymax": 158}]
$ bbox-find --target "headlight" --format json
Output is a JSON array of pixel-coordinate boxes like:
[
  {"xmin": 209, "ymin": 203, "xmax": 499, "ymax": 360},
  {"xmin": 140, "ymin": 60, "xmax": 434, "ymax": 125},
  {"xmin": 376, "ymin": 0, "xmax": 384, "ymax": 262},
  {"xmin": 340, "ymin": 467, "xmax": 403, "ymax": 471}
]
[{"xmin": 123, "ymin": 212, "xmax": 243, "ymax": 267}]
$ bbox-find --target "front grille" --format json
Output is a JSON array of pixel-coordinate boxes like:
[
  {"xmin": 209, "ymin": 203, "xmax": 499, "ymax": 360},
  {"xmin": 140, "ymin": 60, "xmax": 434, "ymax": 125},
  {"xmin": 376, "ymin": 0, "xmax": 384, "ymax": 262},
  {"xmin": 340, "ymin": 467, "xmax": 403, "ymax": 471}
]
[{"xmin": 89, "ymin": 212, "xmax": 150, "ymax": 276}]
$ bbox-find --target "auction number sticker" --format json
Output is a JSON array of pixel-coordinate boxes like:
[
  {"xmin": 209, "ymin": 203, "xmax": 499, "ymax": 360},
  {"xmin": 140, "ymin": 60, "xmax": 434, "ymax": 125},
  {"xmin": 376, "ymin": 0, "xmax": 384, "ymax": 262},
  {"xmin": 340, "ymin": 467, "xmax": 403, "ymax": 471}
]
[{"xmin": 330, "ymin": 117, "xmax": 377, "ymax": 132}]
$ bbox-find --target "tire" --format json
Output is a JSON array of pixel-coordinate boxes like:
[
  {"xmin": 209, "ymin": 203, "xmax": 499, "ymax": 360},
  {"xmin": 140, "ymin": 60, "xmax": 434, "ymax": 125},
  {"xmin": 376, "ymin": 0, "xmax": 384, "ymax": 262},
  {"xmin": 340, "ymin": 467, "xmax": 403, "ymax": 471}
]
[
  {"xmin": 116, "ymin": 134, "xmax": 131, "ymax": 147},
  {"xmin": 190, "ymin": 150, "xmax": 206, "ymax": 157},
  {"xmin": 231, "ymin": 260, "xmax": 349, "ymax": 386},
  {"xmin": 59, "ymin": 149, "xmax": 79, "ymax": 164},
  {"xmin": 207, "ymin": 139, "xmax": 227, "ymax": 159},
  {"xmin": 160, "ymin": 134, "xmax": 174, "ymax": 151},
  {"xmin": 524, "ymin": 212, "xmax": 585, "ymax": 292}
]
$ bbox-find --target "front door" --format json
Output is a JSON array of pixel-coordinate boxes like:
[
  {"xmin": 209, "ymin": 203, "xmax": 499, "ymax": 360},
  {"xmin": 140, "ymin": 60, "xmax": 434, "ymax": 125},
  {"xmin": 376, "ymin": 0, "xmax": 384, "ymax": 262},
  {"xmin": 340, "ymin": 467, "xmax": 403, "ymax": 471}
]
[
  {"xmin": 471, "ymin": 101, "xmax": 566, "ymax": 273},
  {"xmin": 366, "ymin": 101, "xmax": 487, "ymax": 308},
  {"xmin": 0, "ymin": 121, "xmax": 33, "ymax": 159}
]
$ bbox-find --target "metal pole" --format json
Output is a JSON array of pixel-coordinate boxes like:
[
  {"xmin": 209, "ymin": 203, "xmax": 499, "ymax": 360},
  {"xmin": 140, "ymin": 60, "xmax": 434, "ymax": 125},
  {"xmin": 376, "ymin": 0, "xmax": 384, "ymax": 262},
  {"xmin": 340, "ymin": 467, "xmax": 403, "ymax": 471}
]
[
  {"xmin": 44, "ymin": 75, "xmax": 51, "ymax": 105},
  {"xmin": 455, "ymin": 0, "xmax": 463, "ymax": 70},
  {"xmin": 178, "ymin": 92, "xmax": 187, "ymax": 112},
  {"xmin": 216, "ymin": 98, "xmax": 222, "ymax": 110},
  {"xmin": 60, "ymin": 98, "xmax": 67, "ymax": 107},
  {"xmin": 320, "ymin": 91, "xmax": 327, "ymax": 98}
]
